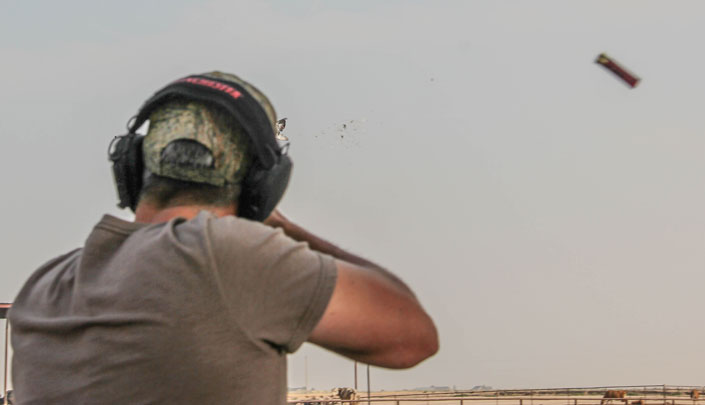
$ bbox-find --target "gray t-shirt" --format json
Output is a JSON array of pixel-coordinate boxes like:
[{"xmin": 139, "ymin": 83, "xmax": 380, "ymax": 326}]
[{"xmin": 9, "ymin": 212, "xmax": 337, "ymax": 404}]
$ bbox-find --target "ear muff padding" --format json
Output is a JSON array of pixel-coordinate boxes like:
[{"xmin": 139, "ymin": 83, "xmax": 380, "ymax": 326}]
[
  {"xmin": 239, "ymin": 155, "xmax": 292, "ymax": 221},
  {"xmin": 109, "ymin": 133, "xmax": 144, "ymax": 210}
]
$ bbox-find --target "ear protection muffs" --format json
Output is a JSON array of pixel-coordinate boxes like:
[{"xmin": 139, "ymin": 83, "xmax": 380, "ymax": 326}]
[
  {"xmin": 109, "ymin": 75, "xmax": 292, "ymax": 221},
  {"xmin": 108, "ymin": 131, "xmax": 144, "ymax": 211}
]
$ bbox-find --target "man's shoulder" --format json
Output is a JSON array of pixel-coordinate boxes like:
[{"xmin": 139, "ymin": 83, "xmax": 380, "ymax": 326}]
[
  {"xmin": 26, "ymin": 248, "xmax": 83, "ymax": 284},
  {"xmin": 10, "ymin": 248, "xmax": 82, "ymax": 319},
  {"xmin": 195, "ymin": 211, "xmax": 286, "ymax": 245}
]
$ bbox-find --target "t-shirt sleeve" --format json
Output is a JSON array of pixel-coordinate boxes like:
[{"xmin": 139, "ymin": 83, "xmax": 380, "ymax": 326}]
[{"xmin": 207, "ymin": 216, "xmax": 337, "ymax": 353}]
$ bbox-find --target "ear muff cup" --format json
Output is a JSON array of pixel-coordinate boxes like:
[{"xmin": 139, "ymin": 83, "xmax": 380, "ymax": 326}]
[
  {"xmin": 109, "ymin": 133, "xmax": 144, "ymax": 211},
  {"xmin": 239, "ymin": 154, "xmax": 292, "ymax": 221}
]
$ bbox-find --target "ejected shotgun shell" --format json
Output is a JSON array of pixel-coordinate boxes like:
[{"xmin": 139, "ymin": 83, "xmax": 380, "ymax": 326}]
[{"xmin": 595, "ymin": 53, "xmax": 640, "ymax": 88}]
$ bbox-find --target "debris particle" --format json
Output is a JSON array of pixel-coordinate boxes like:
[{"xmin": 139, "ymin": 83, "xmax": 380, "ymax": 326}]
[{"xmin": 275, "ymin": 117, "xmax": 288, "ymax": 141}]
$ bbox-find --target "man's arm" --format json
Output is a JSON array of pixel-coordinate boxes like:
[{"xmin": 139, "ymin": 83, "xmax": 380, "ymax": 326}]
[{"xmin": 265, "ymin": 211, "xmax": 439, "ymax": 369}]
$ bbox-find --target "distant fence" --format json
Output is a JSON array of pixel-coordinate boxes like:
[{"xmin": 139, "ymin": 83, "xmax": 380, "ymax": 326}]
[
  {"xmin": 288, "ymin": 399, "xmax": 704, "ymax": 405},
  {"xmin": 374, "ymin": 386, "xmax": 705, "ymax": 398},
  {"xmin": 288, "ymin": 386, "xmax": 705, "ymax": 405}
]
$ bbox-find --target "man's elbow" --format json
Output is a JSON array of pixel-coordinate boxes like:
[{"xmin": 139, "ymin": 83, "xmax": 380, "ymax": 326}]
[
  {"xmin": 399, "ymin": 338, "xmax": 439, "ymax": 369},
  {"xmin": 387, "ymin": 319, "xmax": 439, "ymax": 369}
]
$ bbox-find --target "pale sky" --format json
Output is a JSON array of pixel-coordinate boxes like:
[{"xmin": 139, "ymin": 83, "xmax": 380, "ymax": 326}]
[{"xmin": 1, "ymin": 0, "xmax": 704, "ymax": 392}]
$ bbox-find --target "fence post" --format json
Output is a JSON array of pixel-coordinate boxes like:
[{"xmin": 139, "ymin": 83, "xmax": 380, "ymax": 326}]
[
  {"xmin": 2, "ymin": 304, "xmax": 11, "ymax": 405},
  {"xmin": 367, "ymin": 365, "xmax": 371, "ymax": 405},
  {"xmin": 3, "ymin": 320, "xmax": 7, "ymax": 405}
]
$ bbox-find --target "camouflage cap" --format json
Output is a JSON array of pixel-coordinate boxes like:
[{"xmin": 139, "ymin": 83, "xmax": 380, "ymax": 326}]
[
  {"xmin": 142, "ymin": 71, "xmax": 277, "ymax": 186},
  {"xmin": 203, "ymin": 71, "xmax": 278, "ymax": 127}
]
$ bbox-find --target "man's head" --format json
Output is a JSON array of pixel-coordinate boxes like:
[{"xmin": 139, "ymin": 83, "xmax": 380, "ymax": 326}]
[
  {"xmin": 129, "ymin": 71, "xmax": 284, "ymax": 214},
  {"xmin": 138, "ymin": 98, "xmax": 252, "ymax": 210}
]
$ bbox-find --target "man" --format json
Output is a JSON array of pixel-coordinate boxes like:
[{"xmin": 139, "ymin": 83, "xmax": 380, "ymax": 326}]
[{"xmin": 9, "ymin": 72, "xmax": 438, "ymax": 404}]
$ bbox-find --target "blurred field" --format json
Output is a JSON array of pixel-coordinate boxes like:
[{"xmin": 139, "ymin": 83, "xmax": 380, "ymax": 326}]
[{"xmin": 288, "ymin": 386, "xmax": 705, "ymax": 405}]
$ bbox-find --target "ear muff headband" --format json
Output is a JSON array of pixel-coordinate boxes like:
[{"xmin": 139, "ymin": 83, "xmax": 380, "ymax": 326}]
[{"xmin": 131, "ymin": 75, "xmax": 279, "ymax": 168}]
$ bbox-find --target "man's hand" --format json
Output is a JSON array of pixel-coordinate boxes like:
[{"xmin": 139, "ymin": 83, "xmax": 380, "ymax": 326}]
[{"xmin": 263, "ymin": 209, "xmax": 288, "ymax": 229}]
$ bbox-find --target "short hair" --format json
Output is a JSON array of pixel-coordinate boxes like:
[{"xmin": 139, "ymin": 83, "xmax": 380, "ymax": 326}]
[
  {"xmin": 137, "ymin": 98, "xmax": 251, "ymax": 209},
  {"xmin": 138, "ymin": 170, "xmax": 242, "ymax": 209}
]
